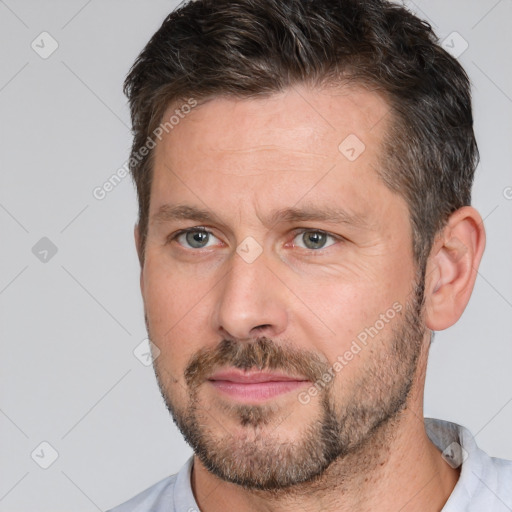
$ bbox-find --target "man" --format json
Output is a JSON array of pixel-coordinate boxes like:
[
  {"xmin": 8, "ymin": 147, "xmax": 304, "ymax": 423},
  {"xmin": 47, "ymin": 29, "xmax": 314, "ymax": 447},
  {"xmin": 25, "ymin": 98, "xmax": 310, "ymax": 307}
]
[{"xmin": 110, "ymin": 0, "xmax": 512, "ymax": 510}]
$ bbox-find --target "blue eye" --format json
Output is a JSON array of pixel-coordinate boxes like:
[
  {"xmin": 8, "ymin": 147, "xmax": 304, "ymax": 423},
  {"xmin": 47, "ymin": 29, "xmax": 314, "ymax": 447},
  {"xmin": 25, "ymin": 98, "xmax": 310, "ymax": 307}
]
[
  {"xmin": 169, "ymin": 228, "xmax": 338, "ymax": 251},
  {"xmin": 175, "ymin": 228, "xmax": 219, "ymax": 249},
  {"xmin": 293, "ymin": 230, "xmax": 337, "ymax": 250}
]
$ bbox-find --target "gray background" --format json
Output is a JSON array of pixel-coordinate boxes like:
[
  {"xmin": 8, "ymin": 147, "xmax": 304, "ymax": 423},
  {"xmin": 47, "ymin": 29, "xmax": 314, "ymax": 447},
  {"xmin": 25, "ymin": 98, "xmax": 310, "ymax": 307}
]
[{"xmin": 1, "ymin": 0, "xmax": 511, "ymax": 510}]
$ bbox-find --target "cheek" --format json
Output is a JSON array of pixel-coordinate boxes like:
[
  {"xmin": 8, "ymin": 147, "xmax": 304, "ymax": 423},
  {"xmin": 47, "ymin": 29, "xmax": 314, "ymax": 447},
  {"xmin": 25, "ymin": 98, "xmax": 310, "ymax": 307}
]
[
  {"xmin": 292, "ymin": 278, "xmax": 386, "ymax": 329},
  {"xmin": 143, "ymin": 256, "xmax": 197, "ymax": 327},
  {"xmin": 289, "ymin": 277, "xmax": 404, "ymax": 368},
  {"xmin": 142, "ymin": 265, "xmax": 201, "ymax": 368},
  {"xmin": 142, "ymin": 258, "xmax": 229, "ymax": 381}
]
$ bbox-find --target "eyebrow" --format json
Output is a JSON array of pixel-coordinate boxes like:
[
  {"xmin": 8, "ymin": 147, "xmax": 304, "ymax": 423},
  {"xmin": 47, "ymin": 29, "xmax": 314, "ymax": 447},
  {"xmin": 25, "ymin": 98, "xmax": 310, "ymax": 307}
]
[
  {"xmin": 151, "ymin": 204, "xmax": 372, "ymax": 230},
  {"xmin": 152, "ymin": 204, "xmax": 222, "ymax": 225},
  {"xmin": 268, "ymin": 205, "xmax": 371, "ymax": 229}
]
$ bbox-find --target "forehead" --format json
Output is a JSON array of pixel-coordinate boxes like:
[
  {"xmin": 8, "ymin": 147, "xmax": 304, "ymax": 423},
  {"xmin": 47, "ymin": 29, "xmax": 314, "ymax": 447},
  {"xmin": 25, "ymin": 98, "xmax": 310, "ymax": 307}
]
[
  {"xmin": 150, "ymin": 85, "xmax": 398, "ymax": 226},
  {"xmin": 156, "ymin": 84, "xmax": 391, "ymax": 174}
]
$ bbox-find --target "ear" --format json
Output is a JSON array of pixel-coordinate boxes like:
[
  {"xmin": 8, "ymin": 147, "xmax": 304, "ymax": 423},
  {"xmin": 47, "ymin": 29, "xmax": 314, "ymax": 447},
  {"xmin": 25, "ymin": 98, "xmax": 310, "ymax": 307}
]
[
  {"xmin": 134, "ymin": 224, "xmax": 144, "ymax": 291},
  {"xmin": 423, "ymin": 206, "xmax": 486, "ymax": 331}
]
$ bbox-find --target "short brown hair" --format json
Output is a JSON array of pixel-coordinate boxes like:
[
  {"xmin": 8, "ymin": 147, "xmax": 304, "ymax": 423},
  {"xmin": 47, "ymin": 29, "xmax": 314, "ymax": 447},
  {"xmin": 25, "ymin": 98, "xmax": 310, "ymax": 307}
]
[{"xmin": 124, "ymin": 0, "xmax": 478, "ymax": 269}]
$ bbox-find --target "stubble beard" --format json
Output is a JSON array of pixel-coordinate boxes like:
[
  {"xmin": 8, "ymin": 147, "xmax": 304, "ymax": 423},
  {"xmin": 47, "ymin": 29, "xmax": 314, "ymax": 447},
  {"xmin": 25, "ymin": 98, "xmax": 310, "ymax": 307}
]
[{"xmin": 150, "ymin": 273, "xmax": 427, "ymax": 492}]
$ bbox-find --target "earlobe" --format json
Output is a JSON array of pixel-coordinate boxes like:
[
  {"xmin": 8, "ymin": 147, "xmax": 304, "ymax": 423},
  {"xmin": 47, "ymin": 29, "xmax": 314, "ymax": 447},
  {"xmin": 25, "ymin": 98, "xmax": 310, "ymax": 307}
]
[
  {"xmin": 134, "ymin": 224, "xmax": 145, "ymax": 293},
  {"xmin": 134, "ymin": 223, "xmax": 143, "ymax": 266},
  {"xmin": 424, "ymin": 206, "xmax": 486, "ymax": 331}
]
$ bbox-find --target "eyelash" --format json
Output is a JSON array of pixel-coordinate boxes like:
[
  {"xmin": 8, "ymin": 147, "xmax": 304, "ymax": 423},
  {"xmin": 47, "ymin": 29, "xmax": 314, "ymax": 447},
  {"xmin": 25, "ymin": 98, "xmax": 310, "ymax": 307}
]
[
  {"xmin": 166, "ymin": 227, "xmax": 341, "ymax": 251},
  {"xmin": 166, "ymin": 227, "xmax": 218, "ymax": 248}
]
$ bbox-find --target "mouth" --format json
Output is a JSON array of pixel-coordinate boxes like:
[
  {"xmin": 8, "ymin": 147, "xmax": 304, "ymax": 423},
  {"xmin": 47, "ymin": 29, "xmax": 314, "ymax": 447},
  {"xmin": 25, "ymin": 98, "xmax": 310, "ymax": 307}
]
[{"xmin": 207, "ymin": 369, "xmax": 310, "ymax": 403}]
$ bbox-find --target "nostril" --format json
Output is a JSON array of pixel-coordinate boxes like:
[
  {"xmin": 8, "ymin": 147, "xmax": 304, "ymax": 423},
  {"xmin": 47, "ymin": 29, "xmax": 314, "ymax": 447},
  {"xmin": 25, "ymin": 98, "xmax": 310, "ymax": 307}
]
[{"xmin": 252, "ymin": 324, "xmax": 272, "ymax": 334}]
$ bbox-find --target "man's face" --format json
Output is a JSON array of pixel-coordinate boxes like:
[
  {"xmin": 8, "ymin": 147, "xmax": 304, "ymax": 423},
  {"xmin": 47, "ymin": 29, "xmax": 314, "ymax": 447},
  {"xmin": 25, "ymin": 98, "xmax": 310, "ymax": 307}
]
[{"xmin": 140, "ymin": 86, "xmax": 428, "ymax": 489}]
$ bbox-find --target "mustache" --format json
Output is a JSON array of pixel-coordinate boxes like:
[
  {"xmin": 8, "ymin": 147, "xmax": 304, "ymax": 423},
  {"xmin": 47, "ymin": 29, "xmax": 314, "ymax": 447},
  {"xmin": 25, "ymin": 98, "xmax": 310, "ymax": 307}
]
[{"xmin": 184, "ymin": 337, "xmax": 331, "ymax": 389}]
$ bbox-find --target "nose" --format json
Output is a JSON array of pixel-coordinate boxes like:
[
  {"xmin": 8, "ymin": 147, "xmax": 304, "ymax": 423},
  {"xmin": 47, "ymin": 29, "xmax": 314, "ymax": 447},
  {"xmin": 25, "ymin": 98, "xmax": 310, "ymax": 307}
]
[{"xmin": 211, "ymin": 248, "xmax": 288, "ymax": 341}]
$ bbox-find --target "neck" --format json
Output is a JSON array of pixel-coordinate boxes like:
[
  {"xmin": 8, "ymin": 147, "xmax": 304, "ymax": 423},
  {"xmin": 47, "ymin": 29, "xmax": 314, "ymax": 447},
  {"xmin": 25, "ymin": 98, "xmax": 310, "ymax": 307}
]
[{"xmin": 191, "ymin": 351, "xmax": 460, "ymax": 512}]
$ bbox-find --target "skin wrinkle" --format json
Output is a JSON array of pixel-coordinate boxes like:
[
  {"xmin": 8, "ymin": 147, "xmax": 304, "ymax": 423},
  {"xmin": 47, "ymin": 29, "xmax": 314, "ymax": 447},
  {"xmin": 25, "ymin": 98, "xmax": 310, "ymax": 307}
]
[
  {"xmin": 209, "ymin": 145, "xmax": 330, "ymax": 158},
  {"xmin": 151, "ymin": 203, "xmax": 376, "ymax": 233}
]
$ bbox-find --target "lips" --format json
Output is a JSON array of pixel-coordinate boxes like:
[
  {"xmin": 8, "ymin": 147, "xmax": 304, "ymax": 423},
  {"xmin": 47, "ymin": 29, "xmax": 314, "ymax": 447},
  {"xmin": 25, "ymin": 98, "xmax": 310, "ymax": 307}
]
[
  {"xmin": 209, "ymin": 370, "xmax": 307, "ymax": 383},
  {"xmin": 207, "ymin": 369, "xmax": 310, "ymax": 402}
]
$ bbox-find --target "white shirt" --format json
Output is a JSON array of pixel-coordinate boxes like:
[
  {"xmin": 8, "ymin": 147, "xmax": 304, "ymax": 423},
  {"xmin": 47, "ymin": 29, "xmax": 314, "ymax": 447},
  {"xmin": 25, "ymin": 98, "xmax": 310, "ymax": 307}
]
[{"xmin": 107, "ymin": 418, "xmax": 512, "ymax": 511}]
